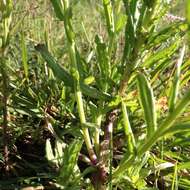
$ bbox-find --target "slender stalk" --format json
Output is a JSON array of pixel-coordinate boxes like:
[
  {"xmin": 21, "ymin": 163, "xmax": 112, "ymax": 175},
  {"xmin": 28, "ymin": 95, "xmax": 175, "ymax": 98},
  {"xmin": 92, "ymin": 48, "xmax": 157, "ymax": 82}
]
[
  {"xmin": 70, "ymin": 42, "xmax": 97, "ymax": 163},
  {"xmin": 93, "ymin": 0, "xmax": 116, "ymax": 158},
  {"xmin": 62, "ymin": 0, "xmax": 97, "ymax": 163}
]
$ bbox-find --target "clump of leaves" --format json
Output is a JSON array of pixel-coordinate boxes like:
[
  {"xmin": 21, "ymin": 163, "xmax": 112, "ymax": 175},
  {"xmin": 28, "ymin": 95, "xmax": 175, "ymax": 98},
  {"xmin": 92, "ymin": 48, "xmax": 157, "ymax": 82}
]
[
  {"xmin": 36, "ymin": 0, "xmax": 190, "ymax": 189},
  {"xmin": 1, "ymin": 0, "xmax": 190, "ymax": 190}
]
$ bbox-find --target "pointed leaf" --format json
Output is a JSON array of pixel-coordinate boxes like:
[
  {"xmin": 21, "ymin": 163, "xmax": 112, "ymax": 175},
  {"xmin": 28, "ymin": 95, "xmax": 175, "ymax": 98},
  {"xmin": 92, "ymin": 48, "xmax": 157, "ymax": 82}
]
[
  {"xmin": 50, "ymin": 0, "xmax": 65, "ymax": 21},
  {"xmin": 169, "ymin": 45, "xmax": 185, "ymax": 112},
  {"xmin": 121, "ymin": 101, "xmax": 136, "ymax": 153},
  {"xmin": 137, "ymin": 73, "xmax": 157, "ymax": 137},
  {"xmin": 20, "ymin": 33, "xmax": 28, "ymax": 78},
  {"xmin": 162, "ymin": 122, "xmax": 190, "ymax": 136},
  {"xmin": 58, "ymin": 139, "xmax": 83, "ymax": 182},
  {"xmin": 35, "ymin": 44, "xmax": 111, "ymax": 100}
]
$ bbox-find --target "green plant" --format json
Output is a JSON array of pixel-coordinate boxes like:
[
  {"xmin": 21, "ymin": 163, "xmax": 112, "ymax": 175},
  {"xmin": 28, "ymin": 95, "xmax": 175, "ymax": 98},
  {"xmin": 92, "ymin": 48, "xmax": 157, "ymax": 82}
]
[
  {"xmin": 0, "ymin": 0, "xmax": 190, "ymax": 189},
  {"xmin": 46, "ymin": 138, "xmax": 83, "ymax": 189},
  {"xmin": 33, "ymin": 0, "xmax": 190, "ymax": 189}
]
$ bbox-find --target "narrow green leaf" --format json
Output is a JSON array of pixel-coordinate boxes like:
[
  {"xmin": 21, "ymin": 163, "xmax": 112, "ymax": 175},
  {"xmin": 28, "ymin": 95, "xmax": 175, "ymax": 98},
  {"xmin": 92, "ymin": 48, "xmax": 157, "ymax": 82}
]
[
  {"xmin": 20, "ymin": 32, "xmax": 28, "ymax": 79},
  {"xmin": 102, "ymin": 0, "xmax": 115, "ymax": 36},
  {"xmin": 58, "ymin": 139, "xmax": 83, "ymax": 182},
  {"xmin": 80, "ymin": 83, "xmax": 111, "ymax": 100},
  {"xmin": 35, "ymin": 44, "xmax": 73, "ymax": 86},
  {"xmin": 35, "ymin": 44, "xmax": 111, "ymax": 100},
  {"xmin": 121, "ymin": 101, "xmax": 136, "ymax": 154},
  {"xmin": 122, "ymin": 1, "xmax": 136, "ymax": 62},
  {"xmin": 14, "ymin": 106, "xmax": 42, "ymax": 117},
  {"xmin": 162, "ymin": 122, "xmax": 190, "ymax": 136},
  {"xmin": 186, "ymin": 0, "xmax": 190, "ymax": 49},
  {"xmin": 137, "ymin": 72, "xmax": 157, "ymax": 137},
  {"xmin": 143, "ymin": 41, "xmax": 180, "ymax": 67},
  {"xmin": 169, "ymin": 45, "xmax": 186, "ymax": 112},
  {"xmin": 147, "ymin": 22, "xmax": 187, "ymax": 48},
  {"xmin": 181, "ymin": 70, "xmax": 190, "ymax": 88},
  {"xmin": 95, "ymin": 35, "xmax": 110, "ymax": 90},
  {"xmin": 186, "ymin": 0, "xmax": 190, "ymax": 24},
  {"xmin": 115, "ymin": 14, "xmax": 126, "ymax": 33},
  {"xmin": 50, "ymin": 0, "xmax": 65, "ymax": 21}
]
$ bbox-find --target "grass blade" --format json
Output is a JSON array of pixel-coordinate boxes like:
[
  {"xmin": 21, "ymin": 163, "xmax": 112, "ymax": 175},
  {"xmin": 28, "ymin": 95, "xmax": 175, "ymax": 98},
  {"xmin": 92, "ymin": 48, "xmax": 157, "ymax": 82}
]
[{"xmin": 20, "ymin": 32, "xmax": 28, "ymax": 79}]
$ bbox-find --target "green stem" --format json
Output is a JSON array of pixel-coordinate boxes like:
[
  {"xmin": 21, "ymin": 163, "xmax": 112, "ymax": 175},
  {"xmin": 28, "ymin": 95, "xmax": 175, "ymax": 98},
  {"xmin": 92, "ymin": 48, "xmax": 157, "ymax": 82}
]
[
  {"xmin": 94, "ymin": 0, "xmax": 115, "ymax": 158},
  {"xmin": 70, "ymin": 44, "xmax": 97, "ymax": 163},
  {"xmin": 63, "ymin": 1, "xmax": 97, "ymax": 163},
  {"xmin": 76, "ymin": 91, "xmax": 86, "ymax": 123}
]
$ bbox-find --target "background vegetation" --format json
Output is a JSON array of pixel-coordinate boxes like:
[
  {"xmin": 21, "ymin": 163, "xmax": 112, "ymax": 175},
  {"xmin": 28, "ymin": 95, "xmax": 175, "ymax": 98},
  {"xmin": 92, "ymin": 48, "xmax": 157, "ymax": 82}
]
[{"xmin": 0, "ymin": 0, "xmax": 190, "ymax": 189}]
